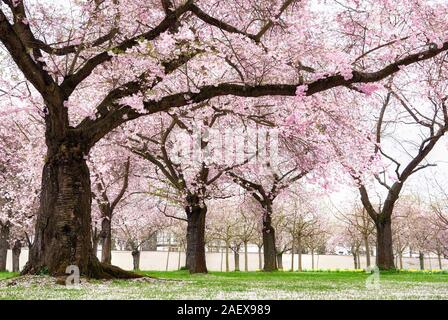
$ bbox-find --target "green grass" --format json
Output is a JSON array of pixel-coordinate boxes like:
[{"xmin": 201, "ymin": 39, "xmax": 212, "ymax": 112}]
[
  {"xmin": 1, "ymin": 270, "xmax": 447, "ymax": 300},
  {"xmin": 0, "ymin": 272, "xmax": 18, "ymax": 280}
]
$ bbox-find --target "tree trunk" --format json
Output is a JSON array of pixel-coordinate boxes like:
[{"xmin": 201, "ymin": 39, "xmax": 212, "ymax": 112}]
[
  {"xmin": 419, "ymin": 251, "xmax": 425, "ymax": 270},
  {"xmin": 12, "ymin": 240, "xmax": 21, "ymax": 272},
  {"xmin": 297, "ymin": 239, "xmax": 302, "ymax": 272},
  {"xmin": 132, "ymin": 249, "xmax": 140, "ymax": 271},
  {"xmin": 357, "ymin": 249, "xmax": 361, "ymax": 269},
  {"xmin": 353, "ymin": 252, "xmax": 358, "ymax": 269},
  {"xmin": 185, "ymin": 203, "xmax": 207, "ymax": 273},
  {"xmin": 262, "ymin": 211, "xmax": 277, "ymax": 271},
  {"xmin": 100, "ymin": 216, "xmax": 112, "ymax": 264},
  {"xmin": 92, "ymin": 228, "xmax": 99, "ymax": 259},
  {"xmin": 438, "ymin": 253, "xmax": 442, "ymax": 270},
  {"xmin": 311, "ymin": 249, "xmax": 315, "ymax": 270},
  {"xmin": 0, "ymin": 222, "xmax": 10, "ymax": 272},
  {"xmin": 234, "ymin": 247, "xmax": 240, "ymax": 272},
  {"xmin": 375, "ymin": 217, "xmax": 395, "ymax": 270},
  {"xmin": 244, "ymin": 241, "xmax": 248, "ymax": 271},
  {"xmin": 364, "ymin": 236, "xmax": 371, "ymax": 267},
  {"xmin": 258, "ymin": 245, "xmax": 262, "ymax": 270},
  {"xmin": 290, "ymin": 238, "xmax": 295, "ymax": 271},
  {"xmin": 22, "ymin": 143, "xmax": 139, "ymax": 279},
  {"xmin": 399, "ymin": 252, "xmax": 403, "ymax": 269},
  {"xmin": 225, "ymin": 242, "xmax": 229, "ymax": 272},
  {"xmin": 276, "ymin": 252, "xmax": 283, "ymax": 270}
]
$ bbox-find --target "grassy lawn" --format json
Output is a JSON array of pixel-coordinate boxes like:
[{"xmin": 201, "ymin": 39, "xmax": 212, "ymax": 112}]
[{"xmin": 0, "ymin": 270, "xmax": 447, "ymax": 300}]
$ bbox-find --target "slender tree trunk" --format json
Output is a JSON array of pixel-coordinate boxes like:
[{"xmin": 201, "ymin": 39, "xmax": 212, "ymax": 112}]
[
  {"xmin": 262, "ymin": 210, "xmax": 277, "ymax": 271},
  {"xmin": 419, "ymin": 251, "xmax": 425, "ymax": 270},
  {"xmin": 291, "ymin": 238, "xmax": 295, "ymax": 271},
  {"xmin": 12, "ymin": 240, "xmax": 21, "ymax": 272},
  {"xmin": 258, "ymin": 245, "xmax": 262, "ymax": 270},
  {"xmin": 399, "ymin": 252, "xmax": 403, "ymax": 269},
  {"xmin": 165, "ymin": 242, "xmax": 171, "ymax": 271},
  {"xmin": 178, "ymin": 247, "xmax": 182, "ymax": 270},
  {"xmin": 438, "ymin": 253, "xmax": 442, "ymax": 270},
  {"xmin": 225, "ymin": 242, "xmax": 229, "ymax": 272},
  {"xmin": 297, "ymin": 238, "xmax": 302, "ymax": 272},
  {"xmin": 100, "ymin": 216, "xmax": 112, "ymax": 264},
  {"xmin": 357, "ymin": 249, "xmax": 361, "ymax": 269},
  {"xmin": 22, "ymin": 143, "xmax": 138, "ymax": 279},
  {"xmin": 276, "ymin": 252, "xmax": 283, "ymax": 270},
  {"xmin": 234, "ymin": 246, "xmax": 240, "ymax": 272},
  {"xmin": 353, "ymin": 252, "xmax": 358, "ymax": 269},
  {"xmin": 92, "ymin": 229, "xmax": 99, "ymax": 259},
  {"xmin": 375, "ymin": 217, "xmax": 395, "ymax": 270},
  {"xmin": 185, "ymin": 203, "xmax": 207, "ymax": 273},
  {"xmin": 244, "ymin": 241, "xmax": 248, "ymax": 271},
  {"xmin": 364, "ymin": 236, "xmax": 371, "ymax": 267},
  {"xmin": 132, "ymin": 249, "xmax": 140, "ymax": 271},
  {"xmin": 0, "ymin": 222, "xmax": 10, "ymax": 272},
  {"xmin": 311, "ymin": 249, "xmax": 315, "ymax": 270}
]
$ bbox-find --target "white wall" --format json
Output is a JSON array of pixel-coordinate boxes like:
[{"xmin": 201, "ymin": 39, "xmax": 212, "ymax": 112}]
[{"xmin": 5, "ymin": 249, "xmax": 447, "ymax": 272}]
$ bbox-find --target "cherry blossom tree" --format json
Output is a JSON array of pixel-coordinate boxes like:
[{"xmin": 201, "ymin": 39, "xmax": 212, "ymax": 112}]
[
  {"xmin": 1, "ymin": 0, "xmax": 447, "ymax": 277},
  {"xmin": 351, "ymin": 60, "xmax": 448, "ymax": 270}
]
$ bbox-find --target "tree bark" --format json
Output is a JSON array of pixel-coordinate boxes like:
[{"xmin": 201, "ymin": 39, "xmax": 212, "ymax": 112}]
[
  {"xmin": 375, "ymin": 216, "xmax": 395, "ymax": 270},
  {"xmin": 185, "ymin": 202, "xmax": 207, "ymax": 273},
  {"xmin": 311, "ymin": 249, "xmax": 315, "ymax": 270},
  {"xmin": 364, "ymin": 236, "xmax": 371, "ymax": 267},
  {"xmin": 297, "ymin": 239, "xmax": 303, "ymax": 272},
  {"xmin": 399, "ymin": 252, "xmax": 403, "ymax": 269},
  {"xmin": 12, "ymin": 240, "xmax": 21, "ymax": 272},
  {"xmin": 22, "ymin": 142, "xmax": 139, "ymax": 279},
  {"xmin": 276, "ymin": 252, "xmax": 283, "ymax": 270},
  {"xmin": 438, "ymin": 253, "xmax": 442, "ymax": 270},
  {"xmin": 225, "ymin": 242, "xmax": 229, "ymax": 272},
  {"xmin": 353, "ymin": 252, "xmax": 358, "ymax": 269},
  {"xmin": 132, "ymin": 249, "xmax": 140, "ymax": 271},
  {"xmin": 357, "ymin": 249, "xmax": 361, "ymax": 269},
  {"xmin": 244, "ymin": 241, "xmax": 248, "ymax": 271},
  {"xmin": 258, "ymin": 245, "xmax": 262, "ymax": 270},
  {"xmin": 290, "ymin": 238, "xmax": 295, "ymax": 271},
  {"xmin": 0, "ymin": 222, "xmax": 10, "ymax": 272},
  {"xmin": 419, "ymin": 251, "xmax": 425, "ymax": 270},
  {"xmin": 262, "ymin": 211, "xmax": 277, "ymax": 271},
  {"xmin": 234, "ymin": 247, "xmax": 240, "ymax": 272},
  {"xmin": 100, "ymin": 216, "xmax": 112, "ymax": 264}
]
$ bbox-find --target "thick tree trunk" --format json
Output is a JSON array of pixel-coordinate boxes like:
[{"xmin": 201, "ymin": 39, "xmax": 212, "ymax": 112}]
[
  {"xmin": 419, "ymin": 251, "xmax": 425, "ymax": 270},
  {"xmin": 185, "ymin": 203, "xmax": 207, "ymax": 273},
  {"xmin": 0, "ymin": 222, "xmax": 10, "ymax": 272},
  {"xmin": 234, "ymin": 247, "xmax": 240, "ymax": 272},
  {"xmin": 375, "ymin": 217, "xmax": 395, "ymax": 270},
  {"xmin": 244, "ymin": 241, "xmax": 248, "ymax": 271},
  {"xmin": 132, "ymin": 249, "xmax": 140, "ymax": 271},
  {"xmin": 262, "ymin": 212, "xmax": 277, "ymax": 271},
  {"xmin": 12, "ymin": 240, "xmax": 21, "ymax": 272},
  {"xmin": 100, "ymin": 217, "xmax": 112, "ymax": 264},
  {"xmin": 276, "ymin": 252, "xmax": 283, "ymax": 270},
  {"xmin": 22, "ymin": 143, "xmax": 139, "ymax": 279}
]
